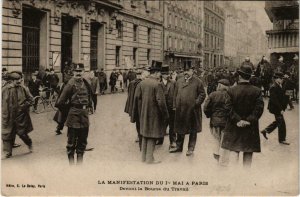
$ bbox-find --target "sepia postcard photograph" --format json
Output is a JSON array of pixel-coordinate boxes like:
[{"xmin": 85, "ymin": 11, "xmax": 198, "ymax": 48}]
[{"xmin": 1, "ymin": 0, "xmax": 299, "ymax": 196}]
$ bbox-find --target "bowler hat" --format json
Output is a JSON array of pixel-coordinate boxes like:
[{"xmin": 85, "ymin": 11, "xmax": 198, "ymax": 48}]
[
  {"xmin": 273, "ymin": 71, "xmax": 284, "ymax": 79},
  {"xmin": 237, "ymin": 64, "xmax": 252, "ymax": 78},
  {"xmin": 74, "ymin": 63, "xmax": 84, "ymax": 71},
  {"xmin": 2, "ymin": 68, "xmax": 7, "ymax": 72},
  {"xmin": 218, "ymin": 79, "xmax": 230, "ymax": 86}
]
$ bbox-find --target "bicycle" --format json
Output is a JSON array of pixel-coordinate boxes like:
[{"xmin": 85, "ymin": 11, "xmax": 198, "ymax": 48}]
[{"xmin": 32, "ymin": 87, "xmax": 58, "ymax": 114}]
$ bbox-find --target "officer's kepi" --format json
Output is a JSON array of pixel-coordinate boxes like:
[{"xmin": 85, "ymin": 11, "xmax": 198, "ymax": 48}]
[{"xmin": 75, "ymin": 63, "xmax": 84, "ymax": 71}]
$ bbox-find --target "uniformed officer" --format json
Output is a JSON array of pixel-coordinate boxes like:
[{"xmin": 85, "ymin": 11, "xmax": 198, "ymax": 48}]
[{"xmin": 55, "ymin": 63, "xmax": 93, "ymax": 165}]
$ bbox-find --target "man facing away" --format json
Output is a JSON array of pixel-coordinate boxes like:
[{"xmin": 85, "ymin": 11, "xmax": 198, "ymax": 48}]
[
  {"xmin": 220, "ymin": 64, "xmax": 264, "ymax": 168},
  {"xmin": 170, "ymin": 65, "xmax": 206, "ymax": 156},
  {"xmin": 133, "ymin": 64, "xmax": 169, "ymax": 164}
]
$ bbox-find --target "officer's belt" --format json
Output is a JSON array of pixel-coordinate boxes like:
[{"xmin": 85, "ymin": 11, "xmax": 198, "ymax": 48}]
[{"xmin": 71, "ymin": 104, "xmax": 88, "ymax": 109}]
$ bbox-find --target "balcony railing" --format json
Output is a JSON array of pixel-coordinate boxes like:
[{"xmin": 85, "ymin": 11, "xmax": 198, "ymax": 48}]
[{"xmin": 267, "ymin": 30, "xmax": 299, "ymax": 49}]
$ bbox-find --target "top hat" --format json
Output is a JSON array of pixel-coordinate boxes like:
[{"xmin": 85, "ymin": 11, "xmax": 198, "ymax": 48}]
[
  {"xmin": 273, "ymin": 71, "xmax": 284, "ymax": 79},
  {"xmin": 161, "ymin": 65, "xmax": 169, "ymax": 75},
  {"xmin": 149, "ymin": 60, "xmax": 162, "ymax": 72},
  {"xmin": 237, "ymin": 64, "xmax": 252, "ymax": 78},
  {"xmin": 74, "ymin": 63, "xmax": 84, "ymax": 71},
  {"xmin": 218, "ymin": 79, "xmax": 230, "ymax": 86},
  {"xmin": 45, "ymin": 69, "xmax": 50, "ymax": 72}
]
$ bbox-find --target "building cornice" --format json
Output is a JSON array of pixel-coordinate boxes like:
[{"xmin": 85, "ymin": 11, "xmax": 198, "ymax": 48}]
[{"xmin": 119, "ymin": 9, "xmax": 162, "ymax": 25}]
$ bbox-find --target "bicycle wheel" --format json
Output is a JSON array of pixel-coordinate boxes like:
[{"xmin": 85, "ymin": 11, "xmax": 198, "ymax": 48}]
[
  {"xmin": 34, "ymin": 97, "xmax": 45, "ymax": 114},
  {"xmin": 49, "ymin": 92, "xmax": 58, "ymax": 110}
]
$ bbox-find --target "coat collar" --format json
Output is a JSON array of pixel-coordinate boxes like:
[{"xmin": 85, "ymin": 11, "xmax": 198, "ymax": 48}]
[{"xmin": 182, "ymin": 76, "xmax": 195, "ymax": 88}]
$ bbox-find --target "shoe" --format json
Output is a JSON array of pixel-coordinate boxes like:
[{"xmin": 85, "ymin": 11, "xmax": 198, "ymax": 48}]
[
  {"xmin": 288, "ymin": 107, "xmax": 294, "ymax": 111},
  {"xmin": 169, "ymin": 142, "xmax": 177, "ymax": 150},
  {"xmin": 13, "ymin": 143, "xmax": 21, "ymax": 148},
  {"xmin": 55, "ymin": 130, "xmax": 62, "ymax": 135},
  {"xmin": 279, "ymin": 141, "xmax": 290, "ymax": 145},
  {"xmin": 146, "ymin": 160, "xmax": 161, "ymax": 164},
  {"xmin": 261, "ymin": 130, "xmax": 268, "ymax": 140},
  {"xmin": 186, "ymin": 150, "xmax": 194, "ymax": 156},
  {"xmin": 156, "ymin": 139, "xmax": 163, "ymax": 145},
  {"xmin": 213, "ymin": 153, "xmax": 220, "ymax": 161},
  {"xmin": 85, "ymin": 147, "xmax": 94, "ymax": 151},
  {"xmin": 135, "ymin": 137, "xmax": 139, "ymax": 143},
  {"xmin": 6, "ymin": 153, "xmax": 12, "ymax": 158},
  {"xmin": 28, "ymin": 145, "xmax": 33, "ymax": 152},
  {"xmin": 169, "ymin": 147, "xmax": 182, "ymax": 153}
]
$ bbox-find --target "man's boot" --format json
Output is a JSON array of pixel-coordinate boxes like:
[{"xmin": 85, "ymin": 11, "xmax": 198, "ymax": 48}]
[
  {"xmin": 68, "ymin": 154, "xmax": 75, "ymax": 165},
  {"xmin": 77, "ymin": 154, "xmax": 83, "ymax": 165}
]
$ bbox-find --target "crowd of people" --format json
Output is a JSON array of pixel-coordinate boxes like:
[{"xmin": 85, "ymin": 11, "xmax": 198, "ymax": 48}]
[
  {"xmin": 1, "ymin": 54, "xmax": 298, "ymax": 168},
  {"xmin": 124, "ymin": 55, "xmax": 298, "ymax": 166}
]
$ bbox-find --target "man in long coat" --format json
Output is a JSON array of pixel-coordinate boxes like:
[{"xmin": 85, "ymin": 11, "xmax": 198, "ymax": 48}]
[
  {"xmin": 2, "ymin": 72, "xmax": 34, "ymax": 158},
  {"xmin": 133, "ymin": 66, "xmax": 169, "ymax": 164},
  {"xmin": 170, "ymin": 66, "xmax": 206, "ymax": 156},
  {"xmin": 220, "ymin": 64, "xmax": 264, "ymax": 168},
  {"xmin": 124, "ymin": 71, "xmax": 143, "ymax": 148}
]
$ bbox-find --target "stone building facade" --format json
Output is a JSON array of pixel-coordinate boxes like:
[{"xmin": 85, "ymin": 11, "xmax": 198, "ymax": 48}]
[
  {"xmin": 163, "ymin": 1, "xmax": 204, "ymax": 70},
  {"xmin": 265, "ymin": 0, "xmax": 299, "ymax": 66},
  {"xmin": 203, "ymin": 1, "xmax": 225, "ymax": 68},
  {"xmin": 2, "ymin": 0, "xmax": 163, "ymax": 81}
]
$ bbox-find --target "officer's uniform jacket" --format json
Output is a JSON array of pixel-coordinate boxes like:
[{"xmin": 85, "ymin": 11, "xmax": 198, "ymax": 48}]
[{"xmin": 55, "ymin": 77, "xmax": 92, "ymax": 128}]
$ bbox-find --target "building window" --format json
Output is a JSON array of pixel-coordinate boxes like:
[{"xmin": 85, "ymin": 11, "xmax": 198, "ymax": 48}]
[
  {"xmin": 90, "ymin": 23, "xmax": 99, "ymax": 70},
  {"xmin": 175, "ymin": 15, "xmax": 178, "ymax": 28},
  {"xmin": 147, "ymin": 49, "xmax": 151, "ymax": 64},
  {"xmin": 22, "ymin": 8, "xmax": 42, "ymax": 74},
  {"xmin": 168, "ymin": 36, "xmax": 172, "ymax": 49},
  {"xmin": 116, "ymin": 46, "xmax": 121, "ymax": 67},
  {"xmin": 147, "ymin": 28, "xmax": 151, "ymax": 43},
  {"xmin": 61, "ymin": 16, "xmax": 76, "ymax": 72},
  {"xmin": 133, "ymin": 48, "xmax": 138, "ymax": 66},
  {"xmin": 116, "ymin": 20, "xmax": 123, "ymax": 39},
  {"xmin": 168, "ymin": 13, "xmax": 172, "ymax": 27},
  {"xmin": 133, "ymin": 24, "xmax": 138, "ymax": 41}
]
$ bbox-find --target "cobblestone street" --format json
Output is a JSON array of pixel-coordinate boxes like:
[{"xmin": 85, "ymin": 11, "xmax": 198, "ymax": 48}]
[{"xmin": 2, "ymin": 93, "xmax": 299, "ymax": 196}]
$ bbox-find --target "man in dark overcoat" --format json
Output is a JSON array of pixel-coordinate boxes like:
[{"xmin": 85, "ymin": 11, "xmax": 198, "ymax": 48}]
[
  {"xmin": 97, "ymin": 68, "xmax": 107, "ymax": 94},
  {"xmin": 2, "ymin": 72, "xmax": 34, "ymax": 158},
  {"xmin": 156, "ymin": 65, "xmax": 176, "ymax": 149},
  {"xmin": 109, "ymin": 69, "xmax": 118, "ymax": 93},
  {"xmin": 220, "ymin": 64, "xmax": 264, "ymax": 168},
  {"xmin": 170, "ymin": 65, "xmax": 206, "ymax": 156},
  {"xmin": 55, "ymin": 63, "xmax": 93, "ymax": 165},
  {"xmin": 133, "ymin": 65, "xmax": 169, "ymax": 164},
  {"xmin": 125, "ymin": 71, "xmax": 143, "ymax": 148},
  {"xmin": 261, "ymin": 72, "xmax": 289, "ymax": 145}
]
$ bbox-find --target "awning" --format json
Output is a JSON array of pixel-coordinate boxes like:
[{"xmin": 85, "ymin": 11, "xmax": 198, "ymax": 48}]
[{"xmin": 173, "ymin": 53, "xmax": 202, "ymax": 59}]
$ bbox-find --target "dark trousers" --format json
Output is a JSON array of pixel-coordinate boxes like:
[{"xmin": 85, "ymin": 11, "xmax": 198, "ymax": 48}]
[
  {"xmin": 66, "ymin": 127, "xmax": 89, "ymax": 155},
  {"xmin": 156, "ymin": 109, "xmax": 175, "ymax": 145},
  {"xmin": 100, "ymin": 83, "xmax": 106, "ymax": 94},
  {"xmin": 136, "ymin": 120, "xmax": 142, "ymax": 151},
  {"xmin": 110, "ymin": 85, "xmax": 116, "ymax": 93},
  {"xmin": 57, "ymin": 122, "xmax": 64, "ymax": 131},
  {"xmin": 176, "ymin": 133, "xmax": 197, "ymax": 151},
  {"xmin": 141, "ymin": 137, "xmax": 156, "ymax": 163},
  {"xmin": 92, "ymin": 94, "xmax": 97, "ymax": 110},
  {"xmin": 33, "ymin": 96, "xmax": 39, "ymax": 110},
  {"xmin": 264, "ymin": 114, "xmax": 286, "ymax": 142},
  {"xmin": 2, "ymin": 127, "xmax": 32, "ymax": 154},
  {"xmin": 168, "ymin": 109, "xmax": 176, "ymax": 144}
]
